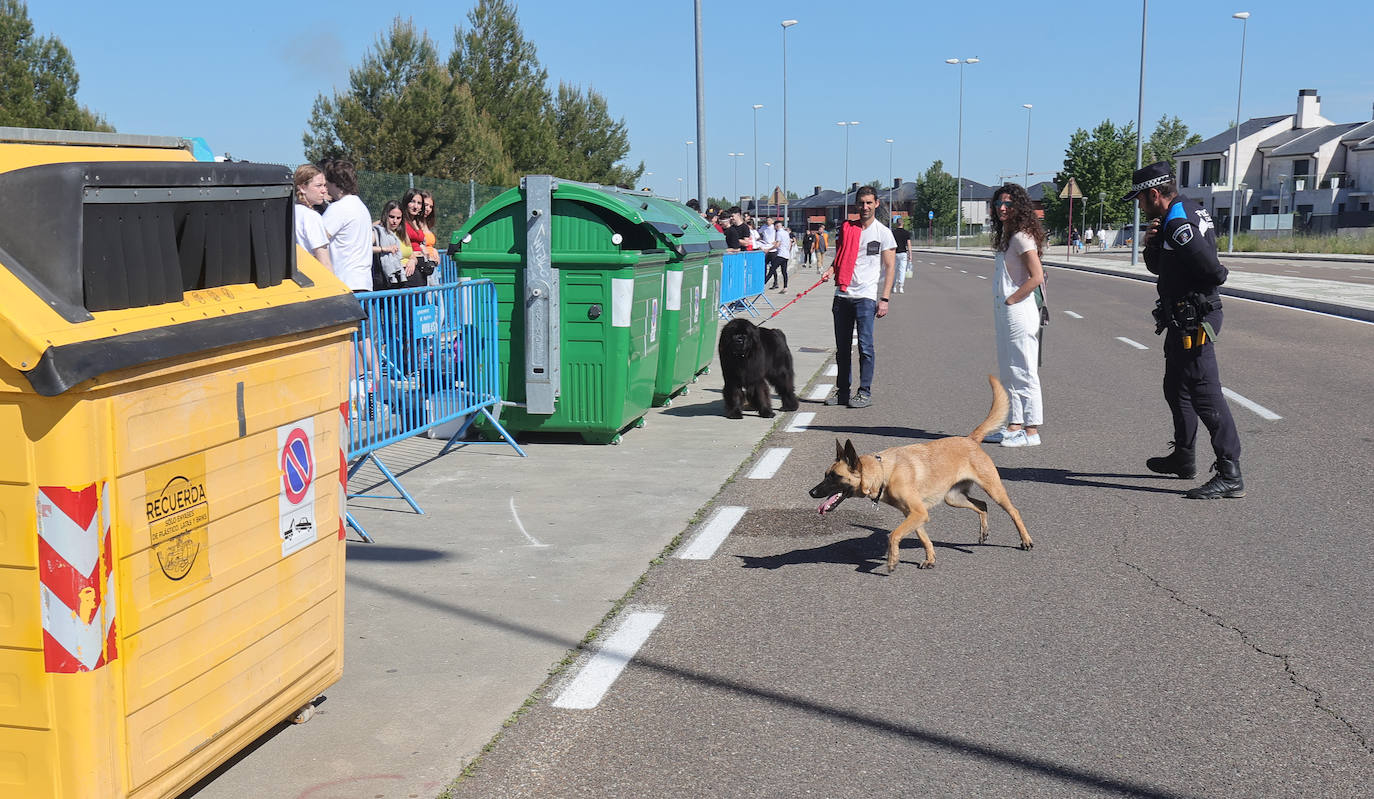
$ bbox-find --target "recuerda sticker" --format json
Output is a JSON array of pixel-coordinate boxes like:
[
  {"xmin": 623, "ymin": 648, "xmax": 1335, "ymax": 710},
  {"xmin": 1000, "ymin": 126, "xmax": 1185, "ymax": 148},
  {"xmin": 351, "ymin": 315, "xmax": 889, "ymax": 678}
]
[{"xmin": 145, "ymin": 454, "xmax": 210, "ymax": 597}]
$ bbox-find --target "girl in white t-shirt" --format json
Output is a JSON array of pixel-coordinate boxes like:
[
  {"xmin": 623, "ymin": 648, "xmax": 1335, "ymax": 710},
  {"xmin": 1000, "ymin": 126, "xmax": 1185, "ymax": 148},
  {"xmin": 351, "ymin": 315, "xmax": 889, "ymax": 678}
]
[
  {"xmin": 292, "ymin": 164, "xmax": 332, "ymax": 271},
  {"xmin": 987, "ymin": 184, "xmax": 1047, "ymax": 447}
]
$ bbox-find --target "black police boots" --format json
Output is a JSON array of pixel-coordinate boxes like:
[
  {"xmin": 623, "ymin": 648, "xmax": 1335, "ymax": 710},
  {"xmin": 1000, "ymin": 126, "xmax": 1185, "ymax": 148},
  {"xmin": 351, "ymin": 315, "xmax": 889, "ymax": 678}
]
[
  {"xmin": 1146, "ymin": 443, "xmax": 1196, "ymax": 479},
  {"xmin": 1184, "ymin": 458, "xmax": 1245, "ymax": 499}
]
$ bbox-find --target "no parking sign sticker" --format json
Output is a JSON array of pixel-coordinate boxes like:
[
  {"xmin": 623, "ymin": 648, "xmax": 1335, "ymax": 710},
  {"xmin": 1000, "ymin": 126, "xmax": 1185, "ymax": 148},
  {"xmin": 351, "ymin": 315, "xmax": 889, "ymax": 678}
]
[{"xmin": 278, "ymin": 418, "xmax": 317, "ymax": 557}]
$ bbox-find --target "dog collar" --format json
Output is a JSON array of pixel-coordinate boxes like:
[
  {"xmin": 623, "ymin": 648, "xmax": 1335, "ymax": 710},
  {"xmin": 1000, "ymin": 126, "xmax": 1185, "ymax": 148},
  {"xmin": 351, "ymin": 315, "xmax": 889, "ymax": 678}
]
[{"xmin": 871, "ymin": 454, "xmax": 885, "ymax": 502}]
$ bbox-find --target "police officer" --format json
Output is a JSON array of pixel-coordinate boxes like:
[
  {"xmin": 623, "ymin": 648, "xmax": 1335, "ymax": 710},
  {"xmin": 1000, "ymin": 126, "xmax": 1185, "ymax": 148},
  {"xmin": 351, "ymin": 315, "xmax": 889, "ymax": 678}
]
[{"xmin": 1124, "ymin": 162, "xmax": 1245, "ymax": 499}]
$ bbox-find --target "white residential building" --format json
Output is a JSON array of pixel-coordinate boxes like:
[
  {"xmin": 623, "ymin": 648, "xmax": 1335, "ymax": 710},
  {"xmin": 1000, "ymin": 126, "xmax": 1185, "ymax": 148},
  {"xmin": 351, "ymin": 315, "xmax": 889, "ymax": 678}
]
[{"xmin": 1174, "ymin": 89, "xmax": 1374, "ymax": 231}]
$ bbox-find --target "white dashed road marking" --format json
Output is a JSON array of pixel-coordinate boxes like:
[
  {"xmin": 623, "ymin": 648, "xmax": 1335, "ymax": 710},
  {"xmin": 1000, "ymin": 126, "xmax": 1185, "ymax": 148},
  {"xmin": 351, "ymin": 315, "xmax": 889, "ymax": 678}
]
[
  {"xmin": 1222, "ymin": 387, "xmax": 1283, "ymax": 420},
  {"xmin": 1116, "ymin": 337, "xmax": 1149, "ymax": 350},
  {"xmin": 808, "ymin": 383, "xmax": 833, "ymax": 401},
  {"xmin": 1064, "ymin": 310, "xmax": 1083, "ymax": 319},
  {"xmin": 977, "ymin": 275, "xmax": 987, "ymax": 279},
  {"xmin": 552, "ymin": 611, "xmax": 664, "ymax": 709},
  {"xmin": 679, "ymin": 506, "xmax": 746, "ymax": 560},
  {"xmin": 786, "ymin": 412, "xmax": 815, "ymax": 432},
  {"xmin": 825, "ymin": 364, "xmax": 838, "ymax": 377},
  {"xmin": 748, "ymin": 448, "xmax": 792, "ymax": 479}
]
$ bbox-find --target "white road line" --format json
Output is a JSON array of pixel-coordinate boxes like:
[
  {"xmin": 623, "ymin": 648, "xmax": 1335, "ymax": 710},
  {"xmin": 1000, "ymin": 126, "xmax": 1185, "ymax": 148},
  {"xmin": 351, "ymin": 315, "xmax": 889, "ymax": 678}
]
[
  {"xmin": 807, "ymin": 383, "xmax": 833, "ymax": 401},
  {"xmin": 1222, "ymin": 387, "xmax": 1283, "ymax": 420},
  {"xmin": 1116, "ymin": 336, "xmax": 1149, "ymax": 350},
  {"xmin": 552, "ymin": 611, "xmax": 664, "ymax": 709},
  {"xmin": 748, "ymin": 447, "xmax": 792, "ymax": 479},
  {"xmin": 945, "ymin": 266, "xmax": 952, "ymax": 269},
  {"xmin": 786, "ymin": 412, "xmax": 816, "ymax": 432},
  {"xmin": 1063, "ymin": 310, "xmax": 1083, "ymax": 319},
  {"xmin": 977, "ymin": 275, "xmax": 987, "ymax": 279},
  {"xmin": 960, "ymin": 269, "xmax": 968, "ymax": 274},
  {"xmin": 824, "ymin": 364, "xmax": 838, "ymax": 377},
  {"xmin": 679, "ymin": 506, "xmax": 746, "ymax": 560},
  {"xmin": 509, "ymin": 497, "xmax": 549, "ymax": 548}
]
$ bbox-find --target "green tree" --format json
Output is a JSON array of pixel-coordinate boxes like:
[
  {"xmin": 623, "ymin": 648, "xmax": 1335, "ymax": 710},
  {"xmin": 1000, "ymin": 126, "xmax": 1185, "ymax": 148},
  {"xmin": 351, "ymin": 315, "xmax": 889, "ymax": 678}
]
[
  {"xmin": 912, "ymin": 160, "xmax": 957, "ymax": 230},
  {"xmin": 1041, "ymin": 120, "xmax": 1136, "ymax": 235},
  {"xmin": 551, "ymin": 81, "xmax": 642, "ymax": 186},
  {"xmin": 1143, "ymin": 114, "xmax": 1204, "ymax": 167},
  {"xmin": 304, "ymin": 18, "xmax": 511, "ymax": 185},
  {"xmin": 0, "ymin": 0, "xmax": 111, "ymax": 130},
  {"xmin": 449, "ymin": 0, "xmax": 559, "ymax": 175}
]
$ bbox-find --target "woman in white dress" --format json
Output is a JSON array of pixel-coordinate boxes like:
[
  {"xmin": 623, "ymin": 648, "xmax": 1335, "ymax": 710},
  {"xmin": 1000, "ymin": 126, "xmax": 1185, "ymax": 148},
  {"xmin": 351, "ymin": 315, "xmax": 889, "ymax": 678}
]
[{"xmin": 986, "ymin": 183, "xmax": 1046, "ymax": 447}]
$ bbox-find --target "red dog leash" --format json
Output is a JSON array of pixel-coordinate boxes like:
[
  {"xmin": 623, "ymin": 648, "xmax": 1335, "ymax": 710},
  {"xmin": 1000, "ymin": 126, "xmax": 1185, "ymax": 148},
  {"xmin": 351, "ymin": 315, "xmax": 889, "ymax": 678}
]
[{"xmin": 758, "ymin": 275, "xmax": 829, "ymax": 325}]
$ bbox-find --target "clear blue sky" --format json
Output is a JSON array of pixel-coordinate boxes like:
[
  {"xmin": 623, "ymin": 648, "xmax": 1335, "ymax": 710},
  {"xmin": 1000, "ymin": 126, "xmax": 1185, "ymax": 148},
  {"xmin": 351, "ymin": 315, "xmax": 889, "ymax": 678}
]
[{"xmin": 32, "ymin": 1, "xmax": 1373, "ymax": 203}]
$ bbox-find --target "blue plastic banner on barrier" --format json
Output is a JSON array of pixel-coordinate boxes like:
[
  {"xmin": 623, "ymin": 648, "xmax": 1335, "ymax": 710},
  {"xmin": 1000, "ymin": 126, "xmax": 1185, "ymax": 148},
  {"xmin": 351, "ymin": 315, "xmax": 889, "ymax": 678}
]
[{"xmin": 719, "ymin": 251, "xmax": 770, "ymax": 317}]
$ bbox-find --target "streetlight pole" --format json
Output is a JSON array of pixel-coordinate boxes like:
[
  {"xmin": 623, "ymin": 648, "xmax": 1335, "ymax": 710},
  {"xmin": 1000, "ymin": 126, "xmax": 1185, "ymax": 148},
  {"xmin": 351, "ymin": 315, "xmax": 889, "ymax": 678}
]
[
  {"xmin": 764, "ymin": 162, "xmax": 772, "ymax": 211},
  {"xmin": 782, "ymin": 19, "xmax": 797, "ymax": 228},
  {"xmin": 728, "ymin": 153, "xmax": 743, "ymax": 202},
  {"xmin": 1227, "ymin": 11, "xmax": 1251, "ymax": 253},
  {"xmin": 1022, "ymin": 104, "xmax": 1033, "ymax": 186},
  {"xmin": 885, "ymin": 138, "xmax": 895, "ymax": 218},
  {"xmin": 677, "ymin": 177, "xmax": 683, "ymax": 201},
  {"xmin": 1132, "ymin": 1, "xmax": 1147, "ymax": 266},
  {"xmin": 693, "ymin": 0, "xmax": 706, "ymax": 208},
  {"xmin": 684, "ymin": 140, "xmax": 693, "ymax": 204},
  {"xmin": 946, "ymin": 57, "xmax": 979, "ymax": 251},
  {"xmin": 752, "ymin": 103, "xmax": 763, "ymax": 217},
  {"xmin": 837, "ymin": 121, "xmax": 859, "ymax": 220}
]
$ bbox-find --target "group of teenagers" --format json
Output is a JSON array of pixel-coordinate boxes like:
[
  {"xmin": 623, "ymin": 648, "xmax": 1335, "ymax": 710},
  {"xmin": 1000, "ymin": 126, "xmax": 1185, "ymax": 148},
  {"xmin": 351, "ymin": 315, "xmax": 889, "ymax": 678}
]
[{"xmin": 290, "ymin": 158, "xmax": 443, "ymax": 296}]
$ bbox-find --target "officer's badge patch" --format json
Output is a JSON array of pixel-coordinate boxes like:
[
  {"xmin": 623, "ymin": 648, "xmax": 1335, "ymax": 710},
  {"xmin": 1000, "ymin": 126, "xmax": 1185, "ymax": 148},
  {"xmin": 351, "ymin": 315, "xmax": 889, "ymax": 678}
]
[{"xmin": 1172, "ymin": 224, "xmax": 1194, "ymax": 246}]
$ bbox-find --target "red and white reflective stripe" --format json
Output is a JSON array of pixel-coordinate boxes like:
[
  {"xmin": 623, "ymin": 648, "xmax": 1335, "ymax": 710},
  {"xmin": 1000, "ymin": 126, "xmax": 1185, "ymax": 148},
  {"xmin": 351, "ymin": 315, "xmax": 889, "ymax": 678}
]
[
  {"xmin": 37, "ymin": 482, "xmax": 117, "ymax": 673},
  {"xmin": 338, "ymin": 401, "xmax": 348, "ymax": 540}
]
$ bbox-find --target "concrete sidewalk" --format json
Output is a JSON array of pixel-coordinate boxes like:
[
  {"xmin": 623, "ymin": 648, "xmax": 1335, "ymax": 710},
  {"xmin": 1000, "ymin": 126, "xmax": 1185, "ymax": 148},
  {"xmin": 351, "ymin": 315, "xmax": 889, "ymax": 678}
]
[
  {"xmin": 913, "ymin": 246, "xmax": 1374, "ymax": 323},
  {"xmin": 182, "ymin": 266, "xmax": 841, "ymax": 799}
]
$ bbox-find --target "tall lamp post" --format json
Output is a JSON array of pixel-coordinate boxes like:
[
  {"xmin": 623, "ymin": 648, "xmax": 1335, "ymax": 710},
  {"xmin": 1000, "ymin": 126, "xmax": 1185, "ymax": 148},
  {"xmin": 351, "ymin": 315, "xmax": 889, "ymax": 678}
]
[
  {"xmin": 677, "ymin": 177, "xmax": 684, "ymax": 201},
  {"xmin": 1132, "ymin": 1, "xmax": 1147, "ymax": 266},
  {"xmin": 684, "ymin": 140, "xmax": 693, "ymax": 204},
  {"xmin": 728, "ymin": 153, "xmax": 744, "ymax": 203},
  {"xmin": 885, "ymin": 137, "xmax": 895, "ymax": 217},
  {"xmin": 837, "ymin": 121, "xmax": 859, "ymax": 220},
  {"xmin": 946, "ymin": 57, "xmax": 979, "ymax": 251},
  {"xmin": 1227, "ymin": 11, "xmax": 1251, "ymax": 253},
  {"xmin": 1022, "ymin": 104, "xmax": 1033, "ymax": 186},
  {"xmin": 752, "ymin": 103, "xmax": 764, "ymax": 216},
  {"xmin": 764, "ymin": 162, "xmax": 772, "ymax": 212},
  {"xmin": 781, "ymin": 19, "xmax": 798, "ymax": 227}
]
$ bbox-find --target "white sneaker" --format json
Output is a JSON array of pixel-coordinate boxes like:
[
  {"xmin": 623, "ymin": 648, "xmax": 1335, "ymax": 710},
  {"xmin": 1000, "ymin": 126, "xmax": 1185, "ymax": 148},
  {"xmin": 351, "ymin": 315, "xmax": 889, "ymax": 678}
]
[{"xmin": 1001, "ymin": 430, "xmax": 1042, "ymax": 448}]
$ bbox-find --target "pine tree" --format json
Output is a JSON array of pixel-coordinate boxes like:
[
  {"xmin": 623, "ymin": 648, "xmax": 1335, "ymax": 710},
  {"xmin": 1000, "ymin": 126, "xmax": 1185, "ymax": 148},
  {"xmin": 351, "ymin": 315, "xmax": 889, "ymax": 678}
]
[
  {"xmin": 448, "ymin": 0, "xmax": 559, "ymax": 175},
  {"xmin": 0, "ymin": 0, "xmax": 111, "ymax": 130},
  {"xmin": 552, "ymin": 82, "xmax": 643, "ymax": 186},
  {"xmin": 1144, "ymin": 115, "xmax": 1204, "ymax": 167}
]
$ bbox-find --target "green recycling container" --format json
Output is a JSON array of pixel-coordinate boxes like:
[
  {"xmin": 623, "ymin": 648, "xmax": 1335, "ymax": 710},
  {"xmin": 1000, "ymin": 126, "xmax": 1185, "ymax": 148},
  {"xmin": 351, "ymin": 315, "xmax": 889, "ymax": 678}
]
[
  {"xmin": 635, "ymin": 196, "xmax": 726, "ymax": 406},
  {"xmin": 451, "ymin": 177, "xmax": 678, "ymax": 444}
]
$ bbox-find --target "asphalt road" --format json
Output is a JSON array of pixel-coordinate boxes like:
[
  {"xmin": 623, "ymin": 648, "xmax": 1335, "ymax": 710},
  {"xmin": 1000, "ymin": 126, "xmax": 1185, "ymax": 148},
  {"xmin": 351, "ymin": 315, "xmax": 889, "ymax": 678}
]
[
  {"xmin": 1072, "ymin": 248, "xmax": 1374, "ymax": 285},
  {"xmin": 449, "ymin": 251, "xmax": 1374, "ymax": 798}
]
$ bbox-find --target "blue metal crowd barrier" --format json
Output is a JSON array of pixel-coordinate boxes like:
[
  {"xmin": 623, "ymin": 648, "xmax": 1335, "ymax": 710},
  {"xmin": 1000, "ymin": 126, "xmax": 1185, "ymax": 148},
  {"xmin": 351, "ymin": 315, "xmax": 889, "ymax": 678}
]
[
  {"xmin": 718, "ymin": 251, "xmax": 773, "ymax": 318},
  {"xmin": 346, "ymin": 277, "xmax": 524, "ymax": 541}
]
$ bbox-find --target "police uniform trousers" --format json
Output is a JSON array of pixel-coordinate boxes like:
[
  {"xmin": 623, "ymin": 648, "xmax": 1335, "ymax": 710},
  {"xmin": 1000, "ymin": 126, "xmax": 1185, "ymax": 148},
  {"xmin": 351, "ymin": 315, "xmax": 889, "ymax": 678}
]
[{"xmin": 1162, "ymin": 308, "xmax": 1240, "ymax": 460}]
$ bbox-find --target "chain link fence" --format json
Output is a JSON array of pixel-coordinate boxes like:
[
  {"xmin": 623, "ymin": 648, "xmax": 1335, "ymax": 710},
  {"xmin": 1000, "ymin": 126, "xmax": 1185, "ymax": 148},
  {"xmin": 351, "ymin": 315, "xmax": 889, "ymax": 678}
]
[{"xmin": 356, "ymin": 171, "xmax": 511, "ymax": 246}]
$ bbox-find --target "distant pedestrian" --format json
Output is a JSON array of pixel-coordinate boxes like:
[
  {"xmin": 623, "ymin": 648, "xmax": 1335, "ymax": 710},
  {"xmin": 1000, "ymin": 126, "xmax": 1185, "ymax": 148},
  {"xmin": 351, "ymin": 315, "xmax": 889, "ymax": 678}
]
[
  {"xmin": 1127, "ymin": 161, "xmax": 1244, "ymax": 499},
  {"xmin": 891, "ymin": 222, "xmax": 911, "ymax": 294},
  {"xmin": 985, "ymin": 183, "xmax": 1046, "ymax": 447},
  {"xmin": 821, "ymin": 186, "xmax": 896, "ymax": 409},
  {"xmin": 724, "ymin": 207, "xmax": 750, "ymax": 251},
  {"xmin": 815, "ymin": 226, "xmax": 828, "ymax": 268},
  {"xmin": 802, "ymin": 228, "xmax": 814, "ymax": 265},
  {"xmin": 767, "ymin": 219, "xmax": 793, "ymax": 291}
]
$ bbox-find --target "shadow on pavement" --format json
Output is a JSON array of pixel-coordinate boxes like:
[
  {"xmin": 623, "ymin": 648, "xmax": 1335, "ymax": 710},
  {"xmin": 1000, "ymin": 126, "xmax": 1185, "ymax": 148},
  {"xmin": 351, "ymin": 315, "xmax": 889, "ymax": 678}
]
[
  {"xmin": 804, "ymin": 424, "xmax": 948, "ymax": 441},
  {"xmin": 736, "ymin": 526, "xmax": 1024, "ymax": 575},
  {"xmin": 998, "ymin": 467, "xmax": 1187, "ymax": 495},
  {"xmin": 342, "ymin": 544, "xmax": 450, "ymax": 563}
]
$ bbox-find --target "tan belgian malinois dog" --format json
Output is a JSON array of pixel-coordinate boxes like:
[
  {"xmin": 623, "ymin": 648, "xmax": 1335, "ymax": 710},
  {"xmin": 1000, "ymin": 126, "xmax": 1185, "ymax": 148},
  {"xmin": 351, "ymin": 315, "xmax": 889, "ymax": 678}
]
[{"xmin": 808, "ymin": 375, "xmax": 1033, "ymax": 572}]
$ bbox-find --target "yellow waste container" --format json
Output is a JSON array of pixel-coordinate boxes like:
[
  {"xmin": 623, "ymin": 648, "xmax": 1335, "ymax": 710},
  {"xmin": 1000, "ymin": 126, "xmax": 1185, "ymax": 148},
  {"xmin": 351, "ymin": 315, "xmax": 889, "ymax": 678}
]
[{"xmin": 0, "ymin": 130, "xmax": 362, "ymax": 798}]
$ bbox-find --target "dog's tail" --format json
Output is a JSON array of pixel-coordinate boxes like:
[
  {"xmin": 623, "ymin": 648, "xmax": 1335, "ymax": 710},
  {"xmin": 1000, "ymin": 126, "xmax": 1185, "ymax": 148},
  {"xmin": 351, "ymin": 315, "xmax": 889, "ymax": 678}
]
[{"xmin": 968, "ymin": 375, "xmax": 1010, "ymax": 442}]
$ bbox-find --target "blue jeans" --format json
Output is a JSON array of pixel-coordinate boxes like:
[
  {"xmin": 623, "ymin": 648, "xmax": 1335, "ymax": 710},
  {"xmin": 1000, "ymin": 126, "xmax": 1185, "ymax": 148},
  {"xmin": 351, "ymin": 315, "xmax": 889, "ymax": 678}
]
[{"xmin": 832, "ymin": 296, "xmax": 876, "ymax": 394}]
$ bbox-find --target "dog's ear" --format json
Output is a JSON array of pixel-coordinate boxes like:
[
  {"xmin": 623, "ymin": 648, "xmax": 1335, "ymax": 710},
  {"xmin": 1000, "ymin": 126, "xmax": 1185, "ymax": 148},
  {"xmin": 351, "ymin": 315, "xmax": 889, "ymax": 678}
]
[
  {"xmin": 835, "ymin": 439, "xmax": 845, "ymax": 462},
  {"xmin": 843, "ymin": 439, "xmax": 860, "ymax": 470}
]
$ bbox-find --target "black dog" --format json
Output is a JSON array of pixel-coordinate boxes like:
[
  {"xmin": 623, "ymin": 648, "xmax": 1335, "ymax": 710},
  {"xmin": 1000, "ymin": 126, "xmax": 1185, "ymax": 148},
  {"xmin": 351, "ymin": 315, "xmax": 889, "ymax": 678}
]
[{"xmin": 718, "ymin": 318, "xmax": 800, "ymax": 419}]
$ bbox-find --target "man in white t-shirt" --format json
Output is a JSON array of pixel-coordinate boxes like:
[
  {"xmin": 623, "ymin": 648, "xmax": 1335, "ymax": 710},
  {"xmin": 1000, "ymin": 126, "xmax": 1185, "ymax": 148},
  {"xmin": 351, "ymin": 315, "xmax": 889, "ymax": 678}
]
[
  {"xmin": 821, "ymin": 186, "xmax": 896, "ymax": 408},
  {"xmin": 322, "ymin": 161, "xmax": 375, "ymax": 292},
  {"xmin": 768, "ymin": 219, "xmax": 793, "ymax": 292}
]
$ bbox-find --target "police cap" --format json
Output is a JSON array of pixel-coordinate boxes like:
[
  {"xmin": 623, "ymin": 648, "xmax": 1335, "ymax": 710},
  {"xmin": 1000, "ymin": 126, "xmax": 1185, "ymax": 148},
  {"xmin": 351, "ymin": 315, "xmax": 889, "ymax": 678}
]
[{"xmin": 1122, "ymin": 161, "xmax": 1175, "ymax": 202}]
